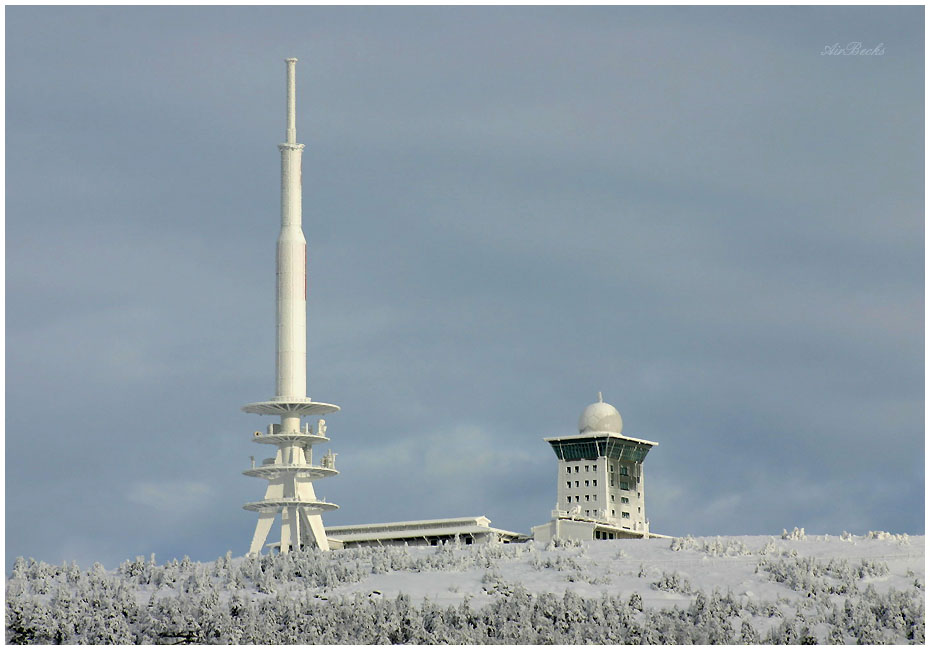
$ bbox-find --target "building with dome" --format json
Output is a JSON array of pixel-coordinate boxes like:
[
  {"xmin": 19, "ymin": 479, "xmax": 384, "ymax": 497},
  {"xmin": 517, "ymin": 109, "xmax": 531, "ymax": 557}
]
[{"xmin": 531, "ymin": 393, "xmax": 665, "ymax": 542}]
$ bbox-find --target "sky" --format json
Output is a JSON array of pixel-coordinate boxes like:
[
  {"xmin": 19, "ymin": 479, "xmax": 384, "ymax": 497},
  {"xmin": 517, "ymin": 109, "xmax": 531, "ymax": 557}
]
[{"xmin": 5, "ymin": 6, "xmax": 924, "ymax": 569}]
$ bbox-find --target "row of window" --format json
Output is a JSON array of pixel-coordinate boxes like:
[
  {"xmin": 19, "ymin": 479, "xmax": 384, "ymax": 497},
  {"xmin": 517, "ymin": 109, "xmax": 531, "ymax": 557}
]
[
  {"xmin": 566, "ymin": 464, "xmax": 598, "ymax": 474},
  {"xmin": 566, "ymin": 494, "xmax": 633, "ymax": 506},
  {"xmin": 567, "ymin": 495, "xmax": 597, "ymax": 503},
  {"xmin": 567, "ymin": 463, "xmax": 637, "ymax": 476},
  {"xmin": 565, "ymin": 481, "xmax": 638, "ymax": 503},
  {"xmin": 565, "ymin": 478, "xmax": 635, "ymax": 491},
  {"xmin": 574, "ymin": 509, "xmax": 631, "ymax": 519},
  {"xmin": 566, "ymin": 480, "xmax": 598, "ymax": 488},
  {"xmin": 565, "ymin": 463, "xmax": 643, "ymax": 483}
]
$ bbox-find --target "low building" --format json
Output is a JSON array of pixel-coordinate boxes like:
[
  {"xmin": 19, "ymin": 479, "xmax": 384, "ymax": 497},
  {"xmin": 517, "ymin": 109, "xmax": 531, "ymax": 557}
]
[{"xmin": 326, "ymin": 516, "xmax": 528, "ymax": 548}]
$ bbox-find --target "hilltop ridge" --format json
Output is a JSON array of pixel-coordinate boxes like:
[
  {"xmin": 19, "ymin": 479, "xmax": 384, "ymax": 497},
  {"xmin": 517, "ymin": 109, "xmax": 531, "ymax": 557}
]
[{"xmin": 6, "ymin": 532, "xmax": 924, "ymax": 644}]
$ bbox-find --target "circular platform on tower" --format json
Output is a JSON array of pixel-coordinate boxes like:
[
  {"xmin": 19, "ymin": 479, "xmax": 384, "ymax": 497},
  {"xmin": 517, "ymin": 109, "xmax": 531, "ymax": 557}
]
[
  {"xmin": 242, "ymin": 464, "xmax": 338, "ymax": 479},
  {"xmin": 243, "ymin": 498, "xmax": 339, "ymax": 513},
  {"xmin": 242, "ymin": 398, "xmax": 340, "ymax": 417},
  {"xmin": 251, "ymin": 432, "xmax": 330, "ymax": 446}
]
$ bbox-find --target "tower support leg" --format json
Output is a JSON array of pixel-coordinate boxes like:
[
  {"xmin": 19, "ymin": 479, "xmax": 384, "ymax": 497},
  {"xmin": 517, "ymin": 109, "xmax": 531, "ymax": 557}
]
[
  {"xmin": 300, "ymin": 508, "xmax": 330, "ymax": 550},
  {"xmin": 280, "ymin": 506, "xmax": 293, "ymax": 553},
  {"xmin": 249, "ymin": 512, "xmax": 276, "ymax": 555},
  {"xmin": 292, "ymin": 506, "xmax": 301, "ymax": 550}
]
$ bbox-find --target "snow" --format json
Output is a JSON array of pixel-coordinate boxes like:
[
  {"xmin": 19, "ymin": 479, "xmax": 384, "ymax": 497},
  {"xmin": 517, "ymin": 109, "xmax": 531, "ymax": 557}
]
[
  {"xmin": 6, "ymin": 533, "xmax": 924, "ymax": 644},
  {"xmin": 326, "ymin": 534, "xmax": 920, "ymax": 619}
]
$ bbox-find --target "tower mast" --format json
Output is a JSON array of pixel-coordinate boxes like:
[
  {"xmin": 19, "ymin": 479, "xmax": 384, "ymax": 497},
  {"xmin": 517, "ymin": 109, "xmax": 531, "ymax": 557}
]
[{"xmin": 242, "ymin": 58, "xmax": 340, "ymax": 554}]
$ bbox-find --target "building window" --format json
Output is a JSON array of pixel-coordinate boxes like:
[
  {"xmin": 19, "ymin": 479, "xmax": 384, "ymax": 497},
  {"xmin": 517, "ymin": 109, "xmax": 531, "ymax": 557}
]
[
  {"xmin": 610, "ymin": 478, "xmax": 614, "ymax": 486},
  {"xmin": 566, "ymin": 467, "xmax": 571, "ymax": 474},
  {"xmin": 593, "ymin": 495, "xmax": 597, "ymax": 501},
  {"xmin": 567, "ymin": 497, "xmax": 572, "ymax": 505},
  {"xmin": 610, "ymin": 464, "xmax": 614, "ymax": 472},
  {"xmin": 585, "ymin": 510, "xmax": 590, "ymax": 516},
  {"xmin": 566, "ymin": 481, "xmax": 571, "ymax": 489},
  {"xmin": 620, "ymin": 482, "xmax": 629, "ymax": 490},
  {"xmin": 592, "ymin": 464, "xmax": 597, "ymax": 472},
  {"xmin": 611, "ymin": 509, "xmax": 615, "ymax": 516},
  {"xmin": 620, "ymin": 466, "xmax": 628, "ymax": 476},
  {"xmin": 638, "ymin": 507, "xmax": 641, "ymax": 513},
  {"xmin": 585, "ymin": 495, "xmax": 590, "ymax": 502},
  {"xmin": 621, "ymin": 497, "xmax": 629, "ymax": 504},
  {"xmin": 637, "ymin": 476, "xmax": 640, "ymax": 483},
  {"xmin": 575, "ymin": 466, "xmax": 580, "ymax": 473},
  {"xmin": 584, "ymin": 465, "xmax": 589, "ymax": 472},
  {"xmin": 585, "ymin": 480, "xmax": 589, "ymax": 487},
  {"xmin": 575, "ymin": 481, "xmax": 579, "ymax": 487},
  {"xmin": 592, "ymin": 480, "xmax": 597, "ymax": 487},
  {"xmin": 575, "ymin": 496, "xmax": 580, "ymax": 502},
  {"xmin": 610, "ymin": 495, "xmax": 615, "ymax": 502},
  {"xmin": 622, "ymin": 512, "xmax": 630, "ymax": 519}
]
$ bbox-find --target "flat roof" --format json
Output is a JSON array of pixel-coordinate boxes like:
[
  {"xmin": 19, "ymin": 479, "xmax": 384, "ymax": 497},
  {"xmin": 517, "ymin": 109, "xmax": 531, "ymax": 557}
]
[
  {"xmin": 327, "ymin": 516, "xmax": 492, "ymax": 534},
  {"xmin": 543, "ymin": 431, "xmax": 658, "ymax": 447},
  {"xmin": 326, "ymin": 516, "xmax": 526, "ymax": 542},
  {"xmin": 328, "ymin": 525, "xmax": 524, "ymax": 543}
]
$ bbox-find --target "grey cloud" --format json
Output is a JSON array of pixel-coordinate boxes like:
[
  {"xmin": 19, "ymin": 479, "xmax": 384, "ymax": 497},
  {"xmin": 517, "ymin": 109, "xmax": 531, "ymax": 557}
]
[{"xmin": 6, "ymin": 6, "xmax": 922, "ymax": 569}]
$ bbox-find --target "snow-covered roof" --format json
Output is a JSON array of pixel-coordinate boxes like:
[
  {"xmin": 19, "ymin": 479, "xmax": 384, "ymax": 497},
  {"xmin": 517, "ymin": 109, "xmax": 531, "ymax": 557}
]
[
  {"xmin": 326, "ymin": 516, "xmax": 526, "ymax": 542},
  {"xmin": 328, "ymin": 516, "xmax": 489, "ymax": 531}
]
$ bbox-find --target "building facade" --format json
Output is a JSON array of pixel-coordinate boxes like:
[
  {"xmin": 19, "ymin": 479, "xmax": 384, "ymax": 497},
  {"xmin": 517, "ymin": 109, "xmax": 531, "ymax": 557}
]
[{"xmin": 532, "ymin": 393, "xmax": 665, "ymax": 542}]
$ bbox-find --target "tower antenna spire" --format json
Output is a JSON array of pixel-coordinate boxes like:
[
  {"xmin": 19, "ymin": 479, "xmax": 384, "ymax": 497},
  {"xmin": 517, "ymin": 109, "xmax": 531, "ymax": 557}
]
[{"xmin": 285, "ymin": 57, "xmax": 298, "ymax": 144}]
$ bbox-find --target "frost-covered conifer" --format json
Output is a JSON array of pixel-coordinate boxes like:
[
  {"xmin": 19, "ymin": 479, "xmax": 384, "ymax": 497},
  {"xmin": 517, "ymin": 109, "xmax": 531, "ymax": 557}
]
[{"xmin": 6, "ymin": 535, "xmax": 925, "ymax": 644}]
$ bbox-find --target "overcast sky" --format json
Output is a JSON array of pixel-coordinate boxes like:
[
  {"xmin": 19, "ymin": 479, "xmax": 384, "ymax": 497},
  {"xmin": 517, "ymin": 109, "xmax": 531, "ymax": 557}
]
[{"xmin": 6, "ymin": 6, "xmax": 924, "ymax": 569}]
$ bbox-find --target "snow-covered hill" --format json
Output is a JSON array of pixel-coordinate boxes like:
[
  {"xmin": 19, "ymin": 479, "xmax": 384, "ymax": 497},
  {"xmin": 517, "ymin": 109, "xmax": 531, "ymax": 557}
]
[{"xmin": 6, "ymin": 531, "xmax": 924, "ymax": 644}]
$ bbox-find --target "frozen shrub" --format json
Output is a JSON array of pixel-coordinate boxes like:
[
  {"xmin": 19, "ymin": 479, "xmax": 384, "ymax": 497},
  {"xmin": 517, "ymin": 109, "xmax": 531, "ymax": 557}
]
[
  {"xmin": 675, "ymin": 535, "xmax": 764, "ymax": 557},
  {"xmin": 546, "ymin": 537, "xmax": 582, "ymax": 550},
  {"xmin": 758, "ymin": 539, "xmax": 783, "ymax": 555},
  {"xmin": 867, "ymin": 531, "xmax": 911, "ymax": 545},
  {"xmin": 669, "ymin": 535, "xmax": 699, "ymax": 552},
  {"xmin": 5, "ymin": 537, "xmax": 924, "ymax": 644},
  {"xmin": 740, "ymin": 619, "xmax": 760, "ymax": 643},
  {"xmin": 651, "ymin": 571, "xmax": 693, "ymax": 595},
  {"xmin": 782, "ymin": 527, "xmax": 806, "ymax": 540}
]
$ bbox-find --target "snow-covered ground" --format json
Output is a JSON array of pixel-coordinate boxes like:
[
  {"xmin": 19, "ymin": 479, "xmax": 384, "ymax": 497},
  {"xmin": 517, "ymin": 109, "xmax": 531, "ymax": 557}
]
[
  {"xmin": 6, "ymin": 531, "xmax": 924, "ymax": 644},
  {"xmin": 326, "ymin": 532, "xmax": 919, "ymax": 608}
]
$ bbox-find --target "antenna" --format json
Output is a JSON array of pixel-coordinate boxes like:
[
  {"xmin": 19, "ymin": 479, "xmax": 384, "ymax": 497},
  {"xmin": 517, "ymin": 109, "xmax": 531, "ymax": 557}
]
[
  {"xmin": 285, "ymin": 58, "xmax": 298, "ymax": 144},
  {"xmin": 597, "ymin": 391, "xmax": 603, "ymax": 402}
]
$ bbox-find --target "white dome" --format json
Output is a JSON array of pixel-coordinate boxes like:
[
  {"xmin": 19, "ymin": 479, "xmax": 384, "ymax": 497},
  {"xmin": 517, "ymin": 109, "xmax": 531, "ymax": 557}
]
[{"xmin": 577, "ymin": 394, "xmax": 623, "ymax": 434}]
